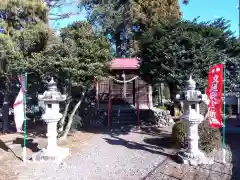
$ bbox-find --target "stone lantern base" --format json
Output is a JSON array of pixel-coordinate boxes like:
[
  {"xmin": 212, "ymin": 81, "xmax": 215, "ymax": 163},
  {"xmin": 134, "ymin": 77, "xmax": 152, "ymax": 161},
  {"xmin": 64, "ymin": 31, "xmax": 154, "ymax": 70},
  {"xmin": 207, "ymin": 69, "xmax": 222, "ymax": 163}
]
[
  {"xmin": 177, "ymin": 150, "xmax": 214, "ymax": 166},
  {"xmin": 31, "ymin": 146, "xmax": 69, "ymax": 164}
]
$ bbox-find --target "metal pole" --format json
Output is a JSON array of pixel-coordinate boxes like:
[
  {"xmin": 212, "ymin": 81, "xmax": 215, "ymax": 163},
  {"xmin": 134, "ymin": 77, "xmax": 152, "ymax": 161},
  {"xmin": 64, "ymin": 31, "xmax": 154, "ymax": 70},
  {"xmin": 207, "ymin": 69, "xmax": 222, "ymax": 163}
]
[
  {"xmin": 239, "ymin": 0, "xmax": 240, "ymax": 37},
  {"xmin": 23, "ymin": 72, "xmax": 28, "ymax": 163},
  {"xmin": 108, "ymin": 80, "xmax": 112, "ymax": 128},
  {"xmin": 137, "ymin": 79, "xmax": 140, "ymax": 129},
  {"xmin": 222, "ymin": 63, "xmax": 226, "ymax": 163},
  {"xmin": 238, "ymin": 97, "xmax": 240, "ymax": 114}
]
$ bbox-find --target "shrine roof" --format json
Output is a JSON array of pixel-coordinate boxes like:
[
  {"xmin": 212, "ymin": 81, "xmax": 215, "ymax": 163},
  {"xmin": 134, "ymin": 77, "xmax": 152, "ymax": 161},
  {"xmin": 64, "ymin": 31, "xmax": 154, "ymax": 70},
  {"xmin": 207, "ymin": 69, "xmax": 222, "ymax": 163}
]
[{"xmin": 111, "ymin": 58, "xmax": 140, "ymax": 70}]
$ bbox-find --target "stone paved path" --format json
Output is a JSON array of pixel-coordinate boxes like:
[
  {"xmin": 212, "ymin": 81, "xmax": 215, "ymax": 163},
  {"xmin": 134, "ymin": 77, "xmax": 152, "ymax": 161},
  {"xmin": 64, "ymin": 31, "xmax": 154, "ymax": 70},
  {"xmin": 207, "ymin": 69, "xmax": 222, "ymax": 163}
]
[
  {"xmin": 0, "ymin": 128, "xmax": 238, "ymax": 180},
  {"xmin": 144, "ymin": 156, "xmax": 232, "ymax": 180}
]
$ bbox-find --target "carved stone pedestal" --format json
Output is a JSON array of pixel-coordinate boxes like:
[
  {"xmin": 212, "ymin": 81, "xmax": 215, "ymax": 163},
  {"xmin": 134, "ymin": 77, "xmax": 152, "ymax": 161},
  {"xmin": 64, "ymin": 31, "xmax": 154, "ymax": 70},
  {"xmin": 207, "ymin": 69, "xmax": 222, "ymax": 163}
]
[
  {"xmin": 177, "ymin": 150, "xmax": 214, "ymax": 166},
  {"xmin": 176, "ymin": 76, "xmax": 214, "ymax": 166},
  {"xmin": 31, "ymin": 119, "xmax": 70, "ymax": 163},
  {"xmin": 32, "ymin": 78, "xmax": 68, "ymax": 164},
  {"xmin": 32, "ymin": 146, "xmax": 69, "ymax": 164}
]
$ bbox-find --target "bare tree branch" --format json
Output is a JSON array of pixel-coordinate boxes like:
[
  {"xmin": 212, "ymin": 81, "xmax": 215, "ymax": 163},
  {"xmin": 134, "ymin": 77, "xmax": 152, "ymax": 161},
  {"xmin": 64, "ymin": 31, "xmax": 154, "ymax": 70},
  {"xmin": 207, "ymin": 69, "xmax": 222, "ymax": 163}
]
[
  {"xmin": 45, "ymin": 0, "xmax": 81, "ymax": 21},
  {"xmin": 49, "ymin": 12, "xmax": 80, "ymax": 20}
]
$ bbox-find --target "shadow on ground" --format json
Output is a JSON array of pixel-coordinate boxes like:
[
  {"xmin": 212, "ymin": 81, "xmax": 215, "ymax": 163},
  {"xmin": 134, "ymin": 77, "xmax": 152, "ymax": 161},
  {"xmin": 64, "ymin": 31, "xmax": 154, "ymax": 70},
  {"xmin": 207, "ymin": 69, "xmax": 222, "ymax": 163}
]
[
  {"xmin": 225, "ymin": 134, "xmax": 240, "ymax": 180},
  {"xmin": 0, "ymin": 139, "xmax": 10, "ymax": 152},
  {"xmin": 143, "ymin": 136, "xmax": 173, "ymax": 149},
  {"xmin": 81, "ymin": 125, "xmax": 171, "ymax": 136},
  {"xmin": 0, "ymin": 120, "xmax": 46, "ymax": 138},
  {"xmin": 12, "ymin": 138, "xmax": 41, "ymax": 152},
  {"xmin": 103, "ymin": 133, "xmax": 178, "ymax": 162}
]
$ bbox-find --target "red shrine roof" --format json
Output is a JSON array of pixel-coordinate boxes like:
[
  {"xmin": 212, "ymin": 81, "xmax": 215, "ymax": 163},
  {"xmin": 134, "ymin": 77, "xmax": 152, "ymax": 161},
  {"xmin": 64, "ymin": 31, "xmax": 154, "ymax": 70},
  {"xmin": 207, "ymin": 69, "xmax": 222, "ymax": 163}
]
[{"xmin": 111, "ymin": 58, "xmax": 140, "ymax": 70}]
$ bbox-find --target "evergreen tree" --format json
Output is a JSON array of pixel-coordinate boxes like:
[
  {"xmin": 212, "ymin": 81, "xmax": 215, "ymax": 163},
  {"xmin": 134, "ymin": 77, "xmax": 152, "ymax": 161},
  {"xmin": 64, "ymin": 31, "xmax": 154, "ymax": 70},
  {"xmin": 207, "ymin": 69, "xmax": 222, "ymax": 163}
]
[
  {"xmin": 80, "ymin": 0, "xmax": 181, "ymax": 57},
  {"xmin": 0, "ymin": 0, "xmax": 49, "ymax": 131},
  {"xmin": 140, "ymin": 18, "xmax": 240, "ymax": 98},
  {"xmin": 22, "ymin": 21, "xmax": 112, "ymax": 138}
]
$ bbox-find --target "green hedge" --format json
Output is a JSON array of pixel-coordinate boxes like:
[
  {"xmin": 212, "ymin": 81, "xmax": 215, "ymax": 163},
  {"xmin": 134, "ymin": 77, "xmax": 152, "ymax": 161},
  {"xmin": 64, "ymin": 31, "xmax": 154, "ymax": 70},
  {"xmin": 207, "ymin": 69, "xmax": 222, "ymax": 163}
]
[{"xmin": 172, "ymin": 120, "xmax": 221, "ymax": 153}]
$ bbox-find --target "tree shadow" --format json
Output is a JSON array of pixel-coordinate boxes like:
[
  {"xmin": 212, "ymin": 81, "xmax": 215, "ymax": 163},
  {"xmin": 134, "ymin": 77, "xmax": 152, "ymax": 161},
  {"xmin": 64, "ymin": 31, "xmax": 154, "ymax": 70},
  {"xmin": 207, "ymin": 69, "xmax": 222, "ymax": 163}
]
[
  {"xmin": 26, "ymin": 128, "xmax": 46, "ymax": 138},
  {"xmin": 0, "ymin": 139, "xmax": 10, "ymax": 152},
  {"xmin": 103, "ymin": 135, "xmax": 178, "ymax": 162},
  {"xmin": 225, "ymin": 133, "xmax": 240, "ymax": 179},
  {"xmin": 82, "ymin": 124, "xmax": 172, "ymax": 139},
  {"xmin": 12, "ymin": 138, "xmax": 41, "ymax": 153},
  {"xmin": 139, "ymin": 126, "xmax": 172, "ymax": 136},
  {"xmin": 143, "ymin": 136, "xmax": 173, "ymax": 149},
  {"xmin": 82, "ymin": 125, "xmax": 137, "ymax": 136}
]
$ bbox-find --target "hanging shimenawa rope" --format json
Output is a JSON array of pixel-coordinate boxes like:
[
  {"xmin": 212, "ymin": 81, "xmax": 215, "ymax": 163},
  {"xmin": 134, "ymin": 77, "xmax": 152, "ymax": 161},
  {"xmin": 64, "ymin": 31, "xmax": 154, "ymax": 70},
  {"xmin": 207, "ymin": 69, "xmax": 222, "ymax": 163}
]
[{"xmin": 110, "ymin": 76, "xmax": 138, "ymax": 83}]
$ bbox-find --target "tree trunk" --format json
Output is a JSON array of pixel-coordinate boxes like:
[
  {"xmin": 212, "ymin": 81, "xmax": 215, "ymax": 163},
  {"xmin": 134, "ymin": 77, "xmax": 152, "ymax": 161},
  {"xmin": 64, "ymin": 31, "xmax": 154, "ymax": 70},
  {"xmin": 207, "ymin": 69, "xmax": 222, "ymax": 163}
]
[
  {"xmin": 58, "ymin": 98, "xmax": 72, "ymax": 132},
  {"xmin": 2, "ymin": 93, "xmax": 9, "ymax": 132},
  {"xmin": 168, "ymin": 82, "xmax": 177, "ymax": 101},
  {"xmin": 115, "ymin": 32, "xmax": 121, "ymax": 57},
  {"xmin": 60, "ymin": 91, "xmax": 85, "ymax": 140}
]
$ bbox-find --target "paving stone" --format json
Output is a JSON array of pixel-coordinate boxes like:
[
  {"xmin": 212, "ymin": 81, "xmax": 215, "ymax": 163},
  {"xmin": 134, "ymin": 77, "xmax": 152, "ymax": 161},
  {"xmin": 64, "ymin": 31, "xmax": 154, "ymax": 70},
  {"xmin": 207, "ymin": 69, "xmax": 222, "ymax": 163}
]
[
  {"xmin": 211, "ymin": 162, "xmax": 225, "ymax": 173},
  {"xmin": 161, "ymin": 165, "xmax": 175, "ymax": 176},
  {"xmin": 193, "ymin": 170, "xmax": 209, "ymax": 180},
  {"xmin": 145, "ymin": 172, "xmax": 165, "ymax": 180},
  {"xmin": 198, "ymin": 166, "xmax": 210, "ymax": 175},
  {"xmin": 181, "ymin": 171, "xmax": 196, "ymax": 180},
  {"xmin": 167, "ymin": 165, "xmax": 185, "ymax": 179},
  {"xmin": 223, "ymin": 164, "xmax": 232, "ymax": 175},
  {"xmin": 159, "ymin": 175, "xmax": 171, "ymax": 180},
  {"xmin": 207, "ymin": 172, "xmax": 222, "ymax": 180},
  {"xmin": 165, "ymin": 176, "xmax": 180, "ymax": 180},
  {"xmin": 221, "ymin": 174, "xmax": 232, "ymax": 180}
]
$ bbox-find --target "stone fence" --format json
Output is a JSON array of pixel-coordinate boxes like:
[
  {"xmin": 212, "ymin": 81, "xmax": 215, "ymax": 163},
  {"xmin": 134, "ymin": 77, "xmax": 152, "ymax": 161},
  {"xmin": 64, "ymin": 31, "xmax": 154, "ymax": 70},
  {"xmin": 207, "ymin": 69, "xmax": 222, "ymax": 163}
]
[{"xmin": 149, "ymin": 107, "xmax": 174, "ymax": 127}]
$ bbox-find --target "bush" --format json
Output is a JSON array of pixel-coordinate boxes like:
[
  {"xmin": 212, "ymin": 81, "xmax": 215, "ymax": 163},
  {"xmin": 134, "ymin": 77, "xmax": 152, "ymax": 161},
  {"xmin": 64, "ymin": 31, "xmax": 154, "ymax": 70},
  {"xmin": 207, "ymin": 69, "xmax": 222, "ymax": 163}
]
[
  {"xmin": 172, "ymin": 120, "xmax": 221, "ymax": 153},
  {"xmin": 198, "ymin": 120, "xmax": 222, "ymax": 152},
  {"xmin": 157, "ymin": 105, "xmax": 168, "ymax": 110},
  {"xmin": 172, "ymin": 121, "xmax": 187, "ymax": 148},
  {"xmin": 227, "ymin": 106, "xmax": 233, "ymax": 117},
  {"xmin": 199, "ymin": 101, "xmax": 208, "ymax": 116}
]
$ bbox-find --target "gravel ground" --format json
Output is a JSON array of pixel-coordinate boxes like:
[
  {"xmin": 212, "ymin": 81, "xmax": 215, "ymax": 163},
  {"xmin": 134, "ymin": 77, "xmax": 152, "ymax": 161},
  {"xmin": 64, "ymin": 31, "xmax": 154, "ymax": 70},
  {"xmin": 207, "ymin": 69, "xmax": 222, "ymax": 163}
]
[
  {"xmin": 16, "ymin": 129, "xmax": 173, "ymax": 180},
  {"xmin": 0, "ymin": 153, "xmax": 20, "ymax": 180},
  {"xmin": 2, "ymin": 128, "xmax": 238, "ymax": 180}
]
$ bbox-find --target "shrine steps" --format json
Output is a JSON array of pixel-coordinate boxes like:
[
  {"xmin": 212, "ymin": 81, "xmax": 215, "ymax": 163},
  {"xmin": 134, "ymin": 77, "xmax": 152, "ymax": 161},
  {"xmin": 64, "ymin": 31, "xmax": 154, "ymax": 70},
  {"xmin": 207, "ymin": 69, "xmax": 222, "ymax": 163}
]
[{"xmin": 110, "ymin": 108, "xmax": 138, "ymax": 127}]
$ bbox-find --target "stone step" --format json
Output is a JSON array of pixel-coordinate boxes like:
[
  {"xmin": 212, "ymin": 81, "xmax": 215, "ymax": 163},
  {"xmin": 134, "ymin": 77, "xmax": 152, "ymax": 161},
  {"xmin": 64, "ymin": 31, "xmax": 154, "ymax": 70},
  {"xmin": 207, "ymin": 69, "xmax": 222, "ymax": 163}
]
[
  {"xmin": 109, "ymin": 108, "xmax": 139, "ymax": 126},
  {"xmin": 111, "ymin": 114, "xmax": 138, "ymax": 121},
  {"xmin": 111, "ymin": 111, "xmax": 137, "ymax": 117},
  {"xmin": 111, "ymin": 114, "xmax": 137, "ymax": 119},
  {"xmin": 110, "ymin": 115, "xmax": 137, "ymax": 120},
  {"xmin": 111, "ymin": 121, "xmax": 138, "ymax": 126},
  {"xmin": 111, "ymin": 110, "xmax": 137, "ymax": 113}
]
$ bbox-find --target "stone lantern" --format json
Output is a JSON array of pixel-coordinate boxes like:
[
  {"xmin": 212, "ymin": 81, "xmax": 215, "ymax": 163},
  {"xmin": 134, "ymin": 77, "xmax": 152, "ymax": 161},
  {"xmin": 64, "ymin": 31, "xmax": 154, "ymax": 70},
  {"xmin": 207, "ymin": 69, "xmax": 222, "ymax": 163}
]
[
  {"xmin": 176, "ymin": 76, "xmax": 213, "ymax": 165},
  {"xmin": 32, "ymin": 77, "xmax": 69, "ymax": 163}
]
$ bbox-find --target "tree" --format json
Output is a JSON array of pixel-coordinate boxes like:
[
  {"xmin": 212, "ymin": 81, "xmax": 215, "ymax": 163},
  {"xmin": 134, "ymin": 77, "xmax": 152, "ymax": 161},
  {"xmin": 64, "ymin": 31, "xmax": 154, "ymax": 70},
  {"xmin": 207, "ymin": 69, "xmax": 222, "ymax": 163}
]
[
  {"xmin": 21, "ymin": 21, "xmax": 112, "ymax": 139},
  {"xmin": 45, "ymin": 0, "xmax": 81, "ymax": 21},
  {"xmin": 0, "ymin": 0, "xmax": 49, "ymax": 132},
  {"xmin": 80, "ymin": 0, "xmax": 181, "ymax": 57},
  {"xmin": 182, "ymin": 0, "xmax": 189, "ymax": 5},
  {"xmin": 140, "ymin": 18, "xmax": 240, "ymax": 99}
]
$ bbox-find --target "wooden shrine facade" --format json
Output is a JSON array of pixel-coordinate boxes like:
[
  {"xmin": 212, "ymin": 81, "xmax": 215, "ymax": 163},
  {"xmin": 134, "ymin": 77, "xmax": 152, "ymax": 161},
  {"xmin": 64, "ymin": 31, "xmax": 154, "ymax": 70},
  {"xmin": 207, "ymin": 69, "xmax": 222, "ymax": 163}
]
[
  {"xmin": 94, "ymin": 58, "xmax": 153, "ymax": 127},
  {"xmin": 96, "ymin": 58, "xmax": 153, "ymax": 109}
]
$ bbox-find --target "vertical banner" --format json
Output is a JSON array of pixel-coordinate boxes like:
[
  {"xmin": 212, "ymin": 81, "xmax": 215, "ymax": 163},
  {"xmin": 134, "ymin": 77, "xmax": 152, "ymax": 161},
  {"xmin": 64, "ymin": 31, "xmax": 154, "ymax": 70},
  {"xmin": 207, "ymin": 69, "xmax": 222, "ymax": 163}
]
[
  {"xmin": 13, "ymin": 75, "xmax": 26, "ymax": 132},
  {"xmin": 206, "ymin": 64, "xmax": 224, "ymax": 128}
]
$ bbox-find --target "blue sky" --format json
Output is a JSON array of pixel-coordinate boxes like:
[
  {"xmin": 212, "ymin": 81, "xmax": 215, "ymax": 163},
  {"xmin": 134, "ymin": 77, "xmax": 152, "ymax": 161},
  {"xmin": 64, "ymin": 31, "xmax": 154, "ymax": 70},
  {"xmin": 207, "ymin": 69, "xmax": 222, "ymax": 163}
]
[
  {"xmin": 50, "ymin": 0, "xmax": 239, "ymax": 36},
  {"xmin": 49, "ymin": 3, "xmax": 85, "ymax": 29},
  {"xmin": 180, "ymin": 0, "xmax": 239, "ymax": 36}
]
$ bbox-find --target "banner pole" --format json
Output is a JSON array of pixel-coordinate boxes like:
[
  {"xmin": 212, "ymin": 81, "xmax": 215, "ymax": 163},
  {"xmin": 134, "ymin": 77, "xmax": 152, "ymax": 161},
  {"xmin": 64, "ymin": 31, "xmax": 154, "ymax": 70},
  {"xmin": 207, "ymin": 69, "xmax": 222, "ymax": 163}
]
[
  {"xmin": 222, "ymin": 63, "xmax": 226, "ymax": 164},
  {"xmin": 23, "ymin": 72, "xmax": 28, "ymax": 163}
]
